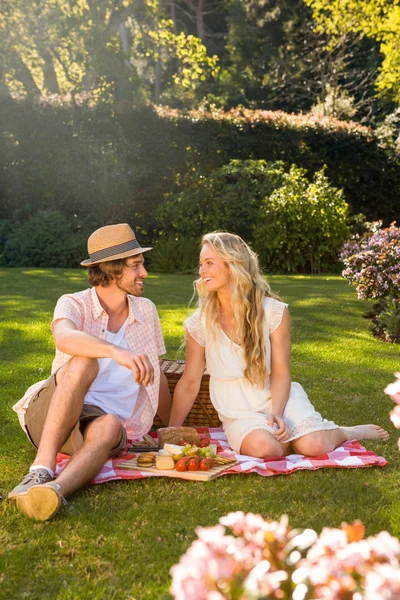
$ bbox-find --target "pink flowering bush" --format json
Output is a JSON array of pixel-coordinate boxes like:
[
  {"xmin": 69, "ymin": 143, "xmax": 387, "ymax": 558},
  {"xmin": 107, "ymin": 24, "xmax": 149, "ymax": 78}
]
[
  {"xmin": 385, "ymin": 374, "xmax": 400, "ymax": 449},
  {"xmin": 340, "ymin": 222, "xmax": 400, "ymax": 342},
  {"xmin": 170, "ymin": 513, "xmax": 400, "ymax": 599}
]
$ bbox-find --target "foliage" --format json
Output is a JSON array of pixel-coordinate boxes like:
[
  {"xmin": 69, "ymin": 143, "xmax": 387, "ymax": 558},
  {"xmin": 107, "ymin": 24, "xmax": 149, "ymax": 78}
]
[
  {"xmin": 340, "ymin": 222, "xmax": 400, "ymax": 342},
  {"xmin": 155, "ymin": 105, "xmax": 400, "ymax": 224},
  {"xmin": 149, "ymin": 236, "xmax": 200, "ymax": 273},
  {"xmin": 305, "ymin": 0, "xmax": 400, "ymax": 103},
  {"xmin": 156, "ymin": 160, "xmax": 287, "ymax": 242},
  {"xmin": 376, "ymin": 107, "xmax": 400, "ymax": 162},
  {"xmin": 310, "ymin": 83, "xmax": 357, "ymax": 120},
  {"xmin": 210, "ymin": 0, "xmax": 383, "ymax": 121},
  {"xmin": 1, "ymin": 100, "xmax": 400, "ymax": 268},
  {"xmin": 171, "ymin": 512, "xmax": 400, "ymax": 599},
  {"xmin": 253, "ymin": 166, "xmax": 349, "ymax": 273},
  {"xmin": 2, "ymin": 210, "xmax": 88, "ymax": 267},
  {"xmin": 0, "ymin": 0, "xmax": 218, "ymax": 104}
]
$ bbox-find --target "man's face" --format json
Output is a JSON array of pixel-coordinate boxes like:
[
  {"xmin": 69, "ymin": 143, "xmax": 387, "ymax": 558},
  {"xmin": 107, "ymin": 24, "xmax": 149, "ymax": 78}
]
[{"xmin": 117, "ymin": 254, "xmax": 148, "ymax": 297}]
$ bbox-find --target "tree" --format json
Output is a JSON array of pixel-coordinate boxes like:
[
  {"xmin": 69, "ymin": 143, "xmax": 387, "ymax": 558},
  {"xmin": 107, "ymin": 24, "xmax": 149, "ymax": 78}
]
[
  {"xmin": 0, "ymin": 0, "xmax": 218, "ymax": 103},
  {"xmin": 305, "ymin": 0, "xmax": 400, "ymax": 102}
]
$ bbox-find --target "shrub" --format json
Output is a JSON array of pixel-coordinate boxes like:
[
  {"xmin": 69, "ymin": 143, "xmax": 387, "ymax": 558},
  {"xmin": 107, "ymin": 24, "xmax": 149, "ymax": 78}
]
[
  {"xmin": 149, "ymin": 236, "xmax": 199, "ymax": 273},
  {"xmin": 2, "ymin": 210, "xmax": 88, "ymax": 268},
  {"xmin": 156, "ymin": 160, "xmax": 287, "ymax": 241},
  {"xmin": 1, "ymin": 99, "xmax": 400, "ymax": 259},
  {"xmin": 340, "ymin": 223, "xmax": 400, "ymax": 342},
  {"xmin": 170, "ymin": 512, "xmax": 400, "ymax": 599},
  {"xmin": 253, "ymin": 166, "xmax": 350, "ymax": 273},
  {"xmin": 376, "ymin": 108, "xmax": 400, "ymax": 163}
]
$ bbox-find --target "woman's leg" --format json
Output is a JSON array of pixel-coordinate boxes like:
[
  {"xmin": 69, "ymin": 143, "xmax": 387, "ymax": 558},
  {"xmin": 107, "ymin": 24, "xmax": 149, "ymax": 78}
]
[
  {"xmin": 292, "ymin": 425, "xmax": 389, "ymax": 457},
  {"xmin": 240, "ymin": 429, "xmax": 291, "ymax": 458},
  {"xmin": 292, "ymin": 429, "xmax": 346, "ymax": 456}
]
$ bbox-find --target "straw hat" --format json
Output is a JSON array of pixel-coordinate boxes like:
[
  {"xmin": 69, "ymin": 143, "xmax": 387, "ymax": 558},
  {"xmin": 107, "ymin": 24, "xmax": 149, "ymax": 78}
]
[{"xmin": 80, "ymin": 223, "xmax": 152, "ymax": 266}]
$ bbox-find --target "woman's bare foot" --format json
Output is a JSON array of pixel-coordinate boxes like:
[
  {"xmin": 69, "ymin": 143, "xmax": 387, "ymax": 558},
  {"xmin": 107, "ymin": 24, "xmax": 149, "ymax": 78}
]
[{"xmin": 340, "ymin": 425, "xmax": 389, "ymax": 442}]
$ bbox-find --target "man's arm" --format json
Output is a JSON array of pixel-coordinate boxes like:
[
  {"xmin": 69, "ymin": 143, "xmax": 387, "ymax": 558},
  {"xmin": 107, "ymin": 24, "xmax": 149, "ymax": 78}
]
[{"xmin": 53, "ymin": 319, "xmax": 154, "ymax": 386}]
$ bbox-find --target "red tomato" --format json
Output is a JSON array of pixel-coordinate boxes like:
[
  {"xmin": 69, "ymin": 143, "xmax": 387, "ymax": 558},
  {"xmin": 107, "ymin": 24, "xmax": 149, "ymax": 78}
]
[
  {"xmin": 188, "ymin": 458, "xmax": 199, "ymax": 471},
  {"xmin": 200, "ymin": 459, "xmax": 212, "ymax": 471},
  {"xmin": 175, "ymin": 459, "xmax": 188, "ymax": 472},
  {"xmin": 200, "ymin": 438, "xmax": 211, "ymax": 448},
  {"xmin": 208, "ymin": 458, "xmax": 215, "ymax": 468},
  {"xmin": 179, "ymin": 438, "xmax": 188, "ymax": 446}
]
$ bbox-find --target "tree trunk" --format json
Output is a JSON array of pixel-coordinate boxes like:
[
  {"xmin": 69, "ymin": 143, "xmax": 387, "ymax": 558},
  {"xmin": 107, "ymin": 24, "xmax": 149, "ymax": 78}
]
[
  {"xmin": 42, "ymin": 51, "xmax": 60, "ymax": 94},
  {"xmin": 154, "ymin": 0, "xmax": 163, "ymax": 103},
  {"xmin": 10, "ymin": 52, "xmax": 41, "ymax": 96},
  {"xmin": 195, "ymin": 0, "xmax": 205, "ymax": 41}
]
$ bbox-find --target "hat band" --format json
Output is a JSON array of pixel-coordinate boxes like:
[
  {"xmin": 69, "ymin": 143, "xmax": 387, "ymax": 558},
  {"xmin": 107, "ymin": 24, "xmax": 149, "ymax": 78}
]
[{"xmin": 89, "ymin": 239, "xmax": 140, "ymax": 262}]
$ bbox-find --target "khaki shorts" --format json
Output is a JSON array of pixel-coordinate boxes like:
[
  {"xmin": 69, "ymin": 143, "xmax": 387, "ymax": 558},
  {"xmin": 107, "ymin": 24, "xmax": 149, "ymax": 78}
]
[{"xmin": 24, "ymin": 372, "xmax": 127, "ymax": 457}]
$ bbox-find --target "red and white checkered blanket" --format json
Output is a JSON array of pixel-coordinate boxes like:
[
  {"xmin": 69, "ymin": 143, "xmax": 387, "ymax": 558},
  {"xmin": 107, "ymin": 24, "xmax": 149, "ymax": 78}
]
[{"xmin": 55, "ymin": 427, "xmax": 387, "ymax": 484}]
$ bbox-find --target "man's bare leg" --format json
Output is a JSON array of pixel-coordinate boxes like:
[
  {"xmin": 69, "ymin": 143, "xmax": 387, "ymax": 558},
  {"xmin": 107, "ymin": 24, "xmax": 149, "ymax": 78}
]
[
  {"xmin": 49, "ymin": 413, "xmax": 123, "ymax": 497},
  {"xmin": 157, "ymin": 370, "xmax": 171, "ymax": 425},
  {"xmin": 16, "ymin": 414, "xmax": 123, "ymax": 520},
  {"xmin": 32, "ymin": 356, "xmax": 99, "ymax": 472}
]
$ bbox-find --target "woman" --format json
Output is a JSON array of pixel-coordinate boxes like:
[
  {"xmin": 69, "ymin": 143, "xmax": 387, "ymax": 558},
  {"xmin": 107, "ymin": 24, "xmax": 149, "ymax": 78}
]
[{"xmin": 169, "ymin": 232, "xmax": 389, "ymax": 458}]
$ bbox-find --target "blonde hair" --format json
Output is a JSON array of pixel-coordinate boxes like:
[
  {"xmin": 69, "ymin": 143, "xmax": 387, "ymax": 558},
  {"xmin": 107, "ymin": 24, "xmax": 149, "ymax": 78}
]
[{"xmin": 195, "ymin": 232, "xmax": 279, "ymax": 388}]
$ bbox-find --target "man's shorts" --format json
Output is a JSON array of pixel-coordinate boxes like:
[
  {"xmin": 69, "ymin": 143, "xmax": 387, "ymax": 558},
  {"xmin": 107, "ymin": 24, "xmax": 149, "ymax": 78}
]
[{"xmin": 24, "ymin": 372, "xmax": 127, "ymax": 457}]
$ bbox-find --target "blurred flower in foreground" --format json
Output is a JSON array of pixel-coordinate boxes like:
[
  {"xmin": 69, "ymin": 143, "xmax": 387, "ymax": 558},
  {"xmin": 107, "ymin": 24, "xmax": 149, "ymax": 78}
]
[{"xmin": 170, "ymin": 513, "xmax": 400, "ymax": 599}]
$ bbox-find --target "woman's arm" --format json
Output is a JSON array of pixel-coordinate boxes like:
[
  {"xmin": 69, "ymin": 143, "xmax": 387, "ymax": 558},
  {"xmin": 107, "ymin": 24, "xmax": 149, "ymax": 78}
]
[
  {"xmin": 168, "ymin": 333, "xmax": 206, "ymax": 426},
  {"xmin": 268, "ymin": 307, "xmax": 292, "ymax": 442}
]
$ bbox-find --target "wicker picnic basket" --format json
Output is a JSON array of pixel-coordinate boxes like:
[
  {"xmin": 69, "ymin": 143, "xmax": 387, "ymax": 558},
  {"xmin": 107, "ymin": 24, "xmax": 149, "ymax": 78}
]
[{"xmin": 153, "ymin": 359, "xmax": 221, "ymax": 428}]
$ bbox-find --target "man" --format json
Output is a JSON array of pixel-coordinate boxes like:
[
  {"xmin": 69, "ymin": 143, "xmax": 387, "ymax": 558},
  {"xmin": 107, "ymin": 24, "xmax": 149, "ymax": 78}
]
[{"xmin": 10, "ymin": 223, "xmax": 171, "ymax": 520}]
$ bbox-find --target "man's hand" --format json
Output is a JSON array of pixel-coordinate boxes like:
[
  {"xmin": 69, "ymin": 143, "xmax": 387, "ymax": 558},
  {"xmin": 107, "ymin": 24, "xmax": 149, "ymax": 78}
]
[
  {"xmin": 267, "ymin": 414, "xmax": 291, "ymax": 443},
  {"xmin": 112, "ymin": 347, "xmax": 154, "ymax": 386}
]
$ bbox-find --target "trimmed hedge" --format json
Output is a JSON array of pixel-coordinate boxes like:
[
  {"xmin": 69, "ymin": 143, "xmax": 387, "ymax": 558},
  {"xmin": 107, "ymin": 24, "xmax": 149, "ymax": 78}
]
[{"xmin": 0, "ymin": 100, "xmax": 399, "ymax": 267}]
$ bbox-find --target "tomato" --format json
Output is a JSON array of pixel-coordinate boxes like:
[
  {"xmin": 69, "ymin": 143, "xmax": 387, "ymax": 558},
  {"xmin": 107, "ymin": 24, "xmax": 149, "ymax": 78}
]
[
  {"xmin": 200, "ymin": 438, "xmax": 211, "ymax": 448},
  {"xmin": 188, "ymin": 458, "xmax": 199, "ymax": 471},
  {"xmin": 179, "ymin": 438, "xmax": 188, "ymax": 446},
  {"xmin": 208, "ymin": 458, "xmax": 215, "ymax": 468},
  {"xmin": 175, "ymin": 459, "xmax": 188, "ymax": 472},
  {"xmin": 200, "ymin": 459, "xmax": 212, "ymax": 471}
]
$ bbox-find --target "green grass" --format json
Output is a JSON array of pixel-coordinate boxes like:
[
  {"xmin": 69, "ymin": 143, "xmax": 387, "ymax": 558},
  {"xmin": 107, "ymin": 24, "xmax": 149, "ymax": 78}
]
[{"xmin": 0, "ymin": 269, "xmax": 399, "ymax": 599}]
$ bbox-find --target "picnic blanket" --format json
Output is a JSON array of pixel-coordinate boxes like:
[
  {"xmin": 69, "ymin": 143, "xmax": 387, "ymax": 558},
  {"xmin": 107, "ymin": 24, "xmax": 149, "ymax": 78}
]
[{"xmin": 55, "ymin": 427, "xmax": 387, "ymax": 484}]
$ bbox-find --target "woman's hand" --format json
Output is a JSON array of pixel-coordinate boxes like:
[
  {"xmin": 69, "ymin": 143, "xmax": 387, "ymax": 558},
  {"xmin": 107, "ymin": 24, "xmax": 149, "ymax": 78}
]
[{"xmin": 267, "ymin": 414, "xmax": 291, "ymax": 443}]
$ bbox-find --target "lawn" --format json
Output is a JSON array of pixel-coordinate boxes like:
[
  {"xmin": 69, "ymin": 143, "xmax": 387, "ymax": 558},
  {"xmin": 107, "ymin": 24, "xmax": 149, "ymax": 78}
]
[{"xmin": 0, "ymin": 269, "xmax": 399, "ymax": 600}]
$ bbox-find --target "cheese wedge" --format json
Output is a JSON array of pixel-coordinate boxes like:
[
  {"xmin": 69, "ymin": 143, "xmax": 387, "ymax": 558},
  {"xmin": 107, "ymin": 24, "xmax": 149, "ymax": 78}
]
[
  {"xmin": 155, "ymin": 455, "xmax": 175, "ymax": 470},
  {"xmin": 164, "ymin": 443, "xmax": 183, "ymax": 455}
]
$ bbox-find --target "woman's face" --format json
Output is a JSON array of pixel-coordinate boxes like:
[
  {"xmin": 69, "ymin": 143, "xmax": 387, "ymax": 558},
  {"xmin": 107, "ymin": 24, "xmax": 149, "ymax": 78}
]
[{"xmin": 199, "ymin": 243, "xmax": 231, "ymax": 293}]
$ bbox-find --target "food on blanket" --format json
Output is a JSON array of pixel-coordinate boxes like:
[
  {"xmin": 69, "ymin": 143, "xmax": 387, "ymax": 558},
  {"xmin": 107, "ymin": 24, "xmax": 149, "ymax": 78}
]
[
  {"xmin": 186, "ymin": 445, "xmax": 200, "ymax": 457},
  {"xmin": 157, "ymin": 427, "xmax": 200, "ymax": 448},
  {"xmin": 156, "ymin": 455, "xmax": 175, "ymax": 470},
  {"xmin": 137, "ymin": 452, "xmax": 156, "ymax": 468},
  {"xmin": 130, "ymin": 435, "xmax": 159, "ymax": 450},
  {"xmin": 164, "ymin": 443, "xmax": 184, "ymax": 456},
  {"xmin": 175, "ymin": 459, "xmax": 188, "ymax": 472},
  {"xmin": 172, "ymin": 453, "xmax": 184, "ymax": 462},
  {"xmin": 158, "ymin": 449, "xmax": 170, "ymax": 456},
  {"xmin": 188, "ymin": 458, "xmax": 200, "ymax": 471},
  {"xmin": 200, "ymin": 458, "xmax": 213, "ymax": 471},
  {"xmin": 179, "ymin": 439, "xmax": 189, "ymax": 446},
  {"xmin": 200, "ymin": 438, "xmax": 211, "ymax": 447},
  {"xmin": 143, "ymin": 434, "xmax": 159, "ymax": 448},
  {"xmin": 214, "ymin": 456, "xmax": 236, "ymax": 465}
]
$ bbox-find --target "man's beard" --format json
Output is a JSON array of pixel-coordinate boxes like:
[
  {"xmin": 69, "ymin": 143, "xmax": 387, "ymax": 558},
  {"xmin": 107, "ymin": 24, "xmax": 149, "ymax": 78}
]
[{"xmin": 116, "ymin": 277, "xmax": 143, "ymax": 297}]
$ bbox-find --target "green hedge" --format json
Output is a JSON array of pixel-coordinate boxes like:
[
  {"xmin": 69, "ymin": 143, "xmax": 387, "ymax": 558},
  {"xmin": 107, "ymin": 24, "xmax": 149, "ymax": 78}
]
[{"xmin": 0, "ymin": 100, "xmax": 399, "ymax": 268}]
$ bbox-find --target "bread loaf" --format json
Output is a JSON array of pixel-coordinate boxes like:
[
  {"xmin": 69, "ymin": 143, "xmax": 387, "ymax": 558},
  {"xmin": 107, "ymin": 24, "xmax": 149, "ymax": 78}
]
[{"xmin": 157, "ymin": 426, "xmax": 200, "ymax": 448}]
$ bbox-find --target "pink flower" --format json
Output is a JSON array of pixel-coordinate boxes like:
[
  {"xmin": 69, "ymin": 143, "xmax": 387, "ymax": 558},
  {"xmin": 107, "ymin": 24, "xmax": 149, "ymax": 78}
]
[{"xmin": 385, "ymin": 374, "xmax": 400, "ymax": 404}]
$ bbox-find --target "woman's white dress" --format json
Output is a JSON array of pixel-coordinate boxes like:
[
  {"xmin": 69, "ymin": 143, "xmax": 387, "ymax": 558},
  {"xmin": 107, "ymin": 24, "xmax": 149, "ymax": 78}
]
[{"xmin": 185, "ymin": 297, "xmax": 338, "ymax": 453}]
